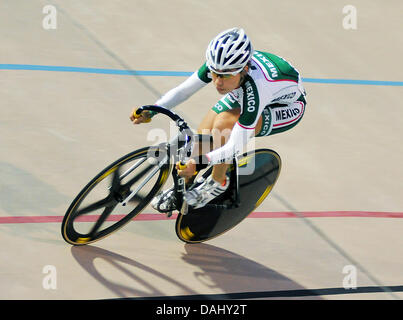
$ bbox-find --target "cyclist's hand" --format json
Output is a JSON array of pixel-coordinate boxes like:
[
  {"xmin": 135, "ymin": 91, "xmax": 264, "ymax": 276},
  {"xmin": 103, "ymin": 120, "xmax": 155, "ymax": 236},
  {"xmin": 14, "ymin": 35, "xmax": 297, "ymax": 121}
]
[
  {"xmin": 130, "ymin": 108, "xmax": 152, "ymax": 125},
  {"xmin": 176, "ymin": 159, "xmax": 197, "ymax": 178}
]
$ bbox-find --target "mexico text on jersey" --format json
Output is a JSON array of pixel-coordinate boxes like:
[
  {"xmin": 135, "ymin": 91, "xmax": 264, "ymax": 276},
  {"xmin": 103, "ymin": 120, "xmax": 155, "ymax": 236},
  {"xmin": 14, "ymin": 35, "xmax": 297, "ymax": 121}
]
[{"xmin": 206, "ymin": 51, "xmax": 306, "ymax": 137}]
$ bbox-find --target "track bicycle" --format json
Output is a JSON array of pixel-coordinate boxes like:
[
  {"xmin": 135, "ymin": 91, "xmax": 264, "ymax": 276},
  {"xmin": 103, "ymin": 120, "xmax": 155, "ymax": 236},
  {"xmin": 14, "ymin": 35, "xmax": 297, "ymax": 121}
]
[{"xmin": 61, "ymin": 105, "xmax": 282, "ymax": 244}]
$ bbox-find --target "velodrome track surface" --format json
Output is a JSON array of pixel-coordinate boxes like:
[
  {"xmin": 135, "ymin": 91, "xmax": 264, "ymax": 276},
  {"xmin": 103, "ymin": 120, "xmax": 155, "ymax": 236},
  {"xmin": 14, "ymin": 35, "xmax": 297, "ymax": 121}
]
[{"xmin": 1, "ymin": 0, "xmax": 402, "ymax": 300}]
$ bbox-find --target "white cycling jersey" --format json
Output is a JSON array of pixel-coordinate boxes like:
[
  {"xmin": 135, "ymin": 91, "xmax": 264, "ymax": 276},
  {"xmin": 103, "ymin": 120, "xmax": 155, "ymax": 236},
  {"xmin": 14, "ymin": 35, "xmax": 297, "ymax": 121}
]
[{"xmin": 155, "ymin": 50, "xmax": 306, "ymax": 165}]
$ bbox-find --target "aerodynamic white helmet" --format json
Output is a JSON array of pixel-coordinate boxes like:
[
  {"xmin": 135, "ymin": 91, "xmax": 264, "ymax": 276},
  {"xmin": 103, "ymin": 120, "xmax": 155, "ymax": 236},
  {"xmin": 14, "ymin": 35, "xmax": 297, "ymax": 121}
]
[{"xmin": 206, "ymin": 27, "xmax": 253, "ymax": 74}]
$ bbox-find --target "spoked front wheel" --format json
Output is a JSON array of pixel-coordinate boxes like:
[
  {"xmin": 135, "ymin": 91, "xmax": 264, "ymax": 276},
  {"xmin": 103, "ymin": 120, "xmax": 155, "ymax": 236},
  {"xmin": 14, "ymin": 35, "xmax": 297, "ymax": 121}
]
[{"xmin": 61, "ymin": 146, "xmax": 171, "ymax": 245}]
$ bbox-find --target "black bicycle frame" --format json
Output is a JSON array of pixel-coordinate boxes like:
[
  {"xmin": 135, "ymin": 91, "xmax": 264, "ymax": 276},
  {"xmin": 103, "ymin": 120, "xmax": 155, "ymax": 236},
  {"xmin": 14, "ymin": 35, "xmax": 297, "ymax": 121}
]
[{"xmin": 137, "ymin": 105, "xmax": 240, "ymax": 214}]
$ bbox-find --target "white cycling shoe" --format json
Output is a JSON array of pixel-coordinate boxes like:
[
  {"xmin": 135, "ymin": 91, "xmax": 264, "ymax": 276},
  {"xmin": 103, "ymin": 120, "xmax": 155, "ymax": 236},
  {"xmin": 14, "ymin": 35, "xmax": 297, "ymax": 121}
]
[
  {"xmin": 151, "ymin": 185, "xmax": 177, "ymax": 212},
  {"xmin": 184, "ymin": 175, "xmax": 229, "ymax": 209}
]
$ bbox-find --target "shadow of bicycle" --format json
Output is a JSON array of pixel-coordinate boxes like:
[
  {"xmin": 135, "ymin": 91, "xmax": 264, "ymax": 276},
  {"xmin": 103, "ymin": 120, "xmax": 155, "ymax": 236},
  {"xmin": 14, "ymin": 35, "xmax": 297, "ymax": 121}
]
[
  {"xmin": 71, "ymin": 243, "xmax": 321, "ymax": 299},
  {"xmin": 70, "ymin": 245, "xmax": 199, "ymax": 298},
  {"xmin": 181, "ymin": 243, "xmax": 322, "ymax": 299}
]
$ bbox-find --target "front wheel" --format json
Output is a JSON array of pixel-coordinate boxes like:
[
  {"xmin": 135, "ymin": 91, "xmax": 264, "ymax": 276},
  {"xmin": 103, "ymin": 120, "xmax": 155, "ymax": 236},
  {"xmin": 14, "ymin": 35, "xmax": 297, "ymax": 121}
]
[{"xmin": 61, "ymin": 146, "xmax": 171, "ymax": 245}]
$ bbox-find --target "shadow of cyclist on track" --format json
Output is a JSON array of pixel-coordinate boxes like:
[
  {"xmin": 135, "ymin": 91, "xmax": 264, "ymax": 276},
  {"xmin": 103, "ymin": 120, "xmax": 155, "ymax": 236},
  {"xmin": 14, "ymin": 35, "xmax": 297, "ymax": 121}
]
[
  {"xmin": 70, "ymin": 245, "xmax": 199, "ymax": 298},
  {"xmin": 70, "ymin": 243, "xmax": 321, "ymax": 299},
  {"xmin": 181, "ymin": 243, "xmax": 322, "ymax": 299}
]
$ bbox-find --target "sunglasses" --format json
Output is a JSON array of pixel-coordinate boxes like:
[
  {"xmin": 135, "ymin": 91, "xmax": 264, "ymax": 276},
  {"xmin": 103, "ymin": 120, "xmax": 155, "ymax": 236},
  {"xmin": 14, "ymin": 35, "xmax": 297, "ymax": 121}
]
[{"xmin": 209, "ymin": 68, "xmax": 243, "ymax": 79}]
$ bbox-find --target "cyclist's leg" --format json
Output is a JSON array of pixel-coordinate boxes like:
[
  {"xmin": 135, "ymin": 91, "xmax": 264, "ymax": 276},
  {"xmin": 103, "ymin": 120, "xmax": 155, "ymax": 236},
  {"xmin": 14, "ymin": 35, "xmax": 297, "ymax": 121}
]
[
  {"xmin": 197, "ymin": 108, "xmax": 241, "ymax": 184},
  {"xmin": 152, "ymin": 105, "xmax": 241, "ymax": 212},
  {"xmin": 185, "ymin": 94, "xmax": 306, "ymax": 209},
  {"xmin": 255, "ymin": 94, "xmax": 307, "ymax": 138},
  {"xmin": 196, "ymin": 93, "xmax": 307, "ymax": 155}
]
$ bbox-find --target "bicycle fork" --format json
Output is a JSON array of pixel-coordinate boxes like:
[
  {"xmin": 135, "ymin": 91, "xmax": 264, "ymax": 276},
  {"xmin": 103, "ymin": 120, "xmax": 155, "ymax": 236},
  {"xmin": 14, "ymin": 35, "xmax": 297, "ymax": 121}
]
[{"xmin": 172, "ymin": 168, "xmax": 188, "ymax": 216}]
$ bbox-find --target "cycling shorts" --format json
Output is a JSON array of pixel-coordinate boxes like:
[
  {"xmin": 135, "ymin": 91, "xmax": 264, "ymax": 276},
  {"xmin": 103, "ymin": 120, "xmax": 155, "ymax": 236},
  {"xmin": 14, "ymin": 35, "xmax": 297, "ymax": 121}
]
[{"xmin": 212, "ymin": 94, "xmax": 306, "ymax": 137}]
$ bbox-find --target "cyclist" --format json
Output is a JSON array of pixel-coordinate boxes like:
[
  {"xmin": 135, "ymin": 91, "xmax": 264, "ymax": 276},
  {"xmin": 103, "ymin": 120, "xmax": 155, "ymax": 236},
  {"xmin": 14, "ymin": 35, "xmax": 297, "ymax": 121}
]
[{"xmin": 130, "ymin": 27, "xmax": 307, "ymax": 211}]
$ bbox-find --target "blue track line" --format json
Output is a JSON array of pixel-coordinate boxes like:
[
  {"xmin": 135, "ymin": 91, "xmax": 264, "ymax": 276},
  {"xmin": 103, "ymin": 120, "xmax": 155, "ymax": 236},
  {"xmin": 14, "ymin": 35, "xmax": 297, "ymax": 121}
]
[
  {"xmin": 1, "ymin": 64, "xmax": 402, "ymax": 86},
  {"xmin": 0, "ymin": 64, "xmax": 192, "ymax": 77}
]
